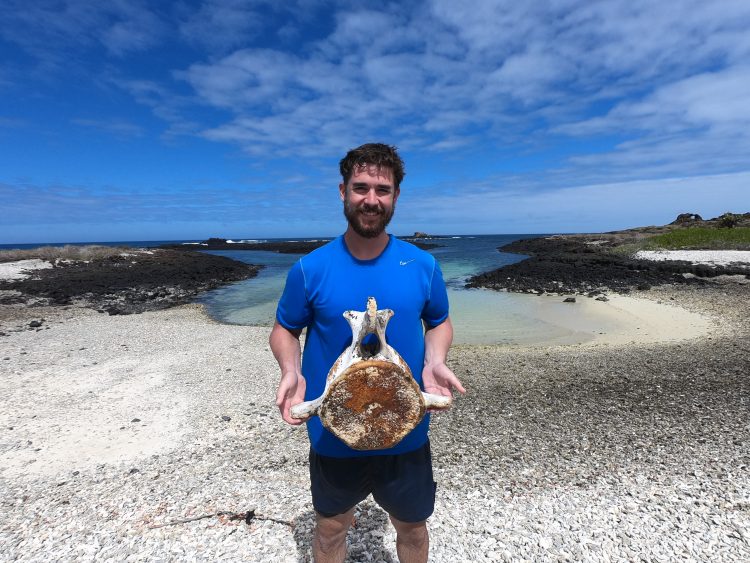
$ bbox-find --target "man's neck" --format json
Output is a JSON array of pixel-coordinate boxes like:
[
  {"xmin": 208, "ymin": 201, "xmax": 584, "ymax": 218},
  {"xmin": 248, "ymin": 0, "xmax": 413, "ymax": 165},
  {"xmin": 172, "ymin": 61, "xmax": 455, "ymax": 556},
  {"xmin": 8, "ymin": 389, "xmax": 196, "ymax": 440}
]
[{"xmin": 343, "ymin": 228, "xmax": 390, "ymax": 260}]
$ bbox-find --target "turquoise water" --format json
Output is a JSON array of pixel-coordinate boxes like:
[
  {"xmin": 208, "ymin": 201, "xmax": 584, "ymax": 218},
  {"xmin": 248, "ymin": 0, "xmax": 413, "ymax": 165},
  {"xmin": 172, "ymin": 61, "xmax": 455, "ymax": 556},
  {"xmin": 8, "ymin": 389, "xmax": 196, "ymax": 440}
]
[
  {"xmin": 195, "ymin": 234, "xmax": 595, "ymax": 345},
  {"xmin": 197, "ymin": 235, "xmax": 529, "ymax": 325}
]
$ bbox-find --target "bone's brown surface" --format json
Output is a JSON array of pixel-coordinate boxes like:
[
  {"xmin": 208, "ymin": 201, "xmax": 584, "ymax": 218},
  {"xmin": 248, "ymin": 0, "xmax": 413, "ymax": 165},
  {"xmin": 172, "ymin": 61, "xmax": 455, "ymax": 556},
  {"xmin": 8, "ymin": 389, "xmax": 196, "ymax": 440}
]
[{"xmin": 319, "ymin": 360, "xmax": 425, "ymax": 450}]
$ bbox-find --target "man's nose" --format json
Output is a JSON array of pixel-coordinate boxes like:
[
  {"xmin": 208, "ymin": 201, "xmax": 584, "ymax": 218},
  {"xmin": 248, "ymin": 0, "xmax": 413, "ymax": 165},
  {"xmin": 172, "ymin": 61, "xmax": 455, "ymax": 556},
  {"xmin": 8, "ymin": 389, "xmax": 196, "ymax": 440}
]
[{"xmin": 364, "ymin": 188, "xmax": 379, "ymax": 204}]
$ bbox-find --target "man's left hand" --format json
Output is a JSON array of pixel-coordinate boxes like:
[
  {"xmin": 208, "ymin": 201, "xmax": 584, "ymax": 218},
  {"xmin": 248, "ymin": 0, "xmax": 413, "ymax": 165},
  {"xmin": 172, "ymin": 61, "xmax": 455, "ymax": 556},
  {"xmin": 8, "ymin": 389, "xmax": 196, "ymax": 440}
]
[{"xmin": 422, "ymin": 362, "xmax": 466, "ymax": 398}]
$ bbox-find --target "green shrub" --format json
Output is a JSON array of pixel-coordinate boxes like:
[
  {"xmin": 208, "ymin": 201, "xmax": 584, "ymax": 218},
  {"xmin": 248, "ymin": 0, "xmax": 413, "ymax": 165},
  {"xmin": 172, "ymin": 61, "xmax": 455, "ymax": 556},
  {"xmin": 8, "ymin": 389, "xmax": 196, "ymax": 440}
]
[
  {"xmin": 717, "ymin": 212, "xmax": 740, "ymax": 228},
  {"xmin": 638, "ymin": 227, "xmax": 750, "ymax": 250}
]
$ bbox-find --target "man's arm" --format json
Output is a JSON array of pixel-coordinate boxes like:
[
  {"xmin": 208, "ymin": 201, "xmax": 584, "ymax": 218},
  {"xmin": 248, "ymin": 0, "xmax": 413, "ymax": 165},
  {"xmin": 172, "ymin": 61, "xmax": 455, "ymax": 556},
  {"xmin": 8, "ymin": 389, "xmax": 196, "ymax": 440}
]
[
  {"xmin": 422, "ymin": 317, "xmax": 466, "ymax": 398},
  {"xmin": 269, "ymin": 321, "xmax": 307, "ymax": 425}
]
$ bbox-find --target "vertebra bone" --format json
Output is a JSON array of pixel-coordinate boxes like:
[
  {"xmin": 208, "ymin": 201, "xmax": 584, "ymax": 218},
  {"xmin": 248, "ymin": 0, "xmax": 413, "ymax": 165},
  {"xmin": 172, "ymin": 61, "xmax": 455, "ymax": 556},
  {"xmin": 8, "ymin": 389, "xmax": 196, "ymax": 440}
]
[{"xmin": 291, "ymin": 297, "xmax": 451, "ymax": 450}]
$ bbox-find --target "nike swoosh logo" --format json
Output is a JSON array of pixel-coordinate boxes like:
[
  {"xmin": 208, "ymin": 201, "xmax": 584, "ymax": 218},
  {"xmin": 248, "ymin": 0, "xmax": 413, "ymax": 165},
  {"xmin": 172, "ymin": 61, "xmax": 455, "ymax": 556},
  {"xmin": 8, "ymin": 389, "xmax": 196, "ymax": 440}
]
[{"xmin": 399, "ymin": 259, "xmax": 415, "ymax": 266}]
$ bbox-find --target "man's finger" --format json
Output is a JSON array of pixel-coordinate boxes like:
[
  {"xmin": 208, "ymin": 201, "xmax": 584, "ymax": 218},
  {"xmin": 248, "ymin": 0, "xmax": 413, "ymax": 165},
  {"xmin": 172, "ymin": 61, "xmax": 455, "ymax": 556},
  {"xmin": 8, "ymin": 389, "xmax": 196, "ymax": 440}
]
[
  {"xmin": 274, "ymin": 387, "xmax": 287, "ymax": 406},
  {"xmin": 275, "ymin": 376, "xmax": 295, "ymax": 406},
  {"xmin": 285, "ymin": 414, "xmax": 305, "ymax": 426},
  {"xmin": 279, "ymin": 403, "xmax": 305, "ymax": 425},
  {"xmin": 442, "ymin": 369, "xmax": 466, "ymax": 394}
]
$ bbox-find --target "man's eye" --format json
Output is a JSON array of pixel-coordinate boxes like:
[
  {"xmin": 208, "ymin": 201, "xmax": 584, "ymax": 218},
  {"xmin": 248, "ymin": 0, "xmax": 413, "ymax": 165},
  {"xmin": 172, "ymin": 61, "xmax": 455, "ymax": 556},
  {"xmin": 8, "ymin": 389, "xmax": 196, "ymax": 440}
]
[
  {"xmin": 353, "ymin": 187, "xmax": 368, "ymax": 194},
  {"xmin": 377, "ymin": 188, "xmax": 392, "ymax": 196}
]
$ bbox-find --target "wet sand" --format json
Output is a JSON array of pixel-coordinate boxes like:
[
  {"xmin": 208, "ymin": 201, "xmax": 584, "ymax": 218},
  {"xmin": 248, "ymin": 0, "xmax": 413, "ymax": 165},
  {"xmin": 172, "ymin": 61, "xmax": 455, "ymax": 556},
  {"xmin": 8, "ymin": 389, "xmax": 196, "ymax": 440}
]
[{"xmin": 449, "ymin": 289, "xmax": 715, "ymax": 346}]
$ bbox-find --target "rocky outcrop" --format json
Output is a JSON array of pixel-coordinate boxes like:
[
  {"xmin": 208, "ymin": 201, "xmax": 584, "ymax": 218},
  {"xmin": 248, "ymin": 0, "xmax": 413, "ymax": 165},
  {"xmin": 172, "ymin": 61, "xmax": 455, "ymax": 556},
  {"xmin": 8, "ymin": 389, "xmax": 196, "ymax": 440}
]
[
  {"xmin": 666, "ymin": 212, "xmax": 750, "ymax": 228},
  {"xmin": 467, "ymin": 211, "xmax": 750, "ymax": 295},
  {"xmin": 466, "ymin": 235, "xmax": 749, "ymax": 295},
  {"xmin": 205, "ymin": 237, "xmax": 229, "ymax": 245},
  {"xmin": 671, "ymin": 213, "xmax": 703, "ymax": 225},
  {"xmin": 0, "ymin": 249, "xmax": 262, "ymax": 314},
  {"xmin": 160, "ymin": 239, "xmax": 331, "ymax": 254}
]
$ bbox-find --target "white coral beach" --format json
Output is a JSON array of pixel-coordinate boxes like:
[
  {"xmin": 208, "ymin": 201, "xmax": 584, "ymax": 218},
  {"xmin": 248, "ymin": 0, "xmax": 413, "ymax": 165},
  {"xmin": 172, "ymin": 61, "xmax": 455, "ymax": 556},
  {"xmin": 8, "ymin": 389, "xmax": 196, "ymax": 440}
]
[
  {"xmin": 634, "ymin": 249, "xmax": 750, "ymax": 267},
  {"xmin": 0, "ymin": 259, "xmax": 54, "ymax": 281},
  {"xmin": 1, "ymin": 284, "xmax": 749, "ymax": 561}
]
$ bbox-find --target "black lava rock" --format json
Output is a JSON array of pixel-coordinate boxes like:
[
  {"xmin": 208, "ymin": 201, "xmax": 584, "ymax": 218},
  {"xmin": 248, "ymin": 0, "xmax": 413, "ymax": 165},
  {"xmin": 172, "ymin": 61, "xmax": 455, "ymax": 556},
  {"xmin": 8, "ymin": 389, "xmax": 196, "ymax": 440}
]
[
  {"xmin": 0, "ymin": 249, "xmax": 262, "ymax": 314},
  {"xmin": 466, "ymin": 235, "xmax": 749, "ymax": 295}
]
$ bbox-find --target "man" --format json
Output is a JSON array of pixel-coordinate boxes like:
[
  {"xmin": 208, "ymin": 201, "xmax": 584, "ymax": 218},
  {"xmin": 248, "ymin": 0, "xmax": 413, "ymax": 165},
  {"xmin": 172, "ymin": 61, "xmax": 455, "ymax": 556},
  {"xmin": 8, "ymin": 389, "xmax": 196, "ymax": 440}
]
[{"xmin": 269, "ymin": 143, "xmax": 465, "ymax": 563}]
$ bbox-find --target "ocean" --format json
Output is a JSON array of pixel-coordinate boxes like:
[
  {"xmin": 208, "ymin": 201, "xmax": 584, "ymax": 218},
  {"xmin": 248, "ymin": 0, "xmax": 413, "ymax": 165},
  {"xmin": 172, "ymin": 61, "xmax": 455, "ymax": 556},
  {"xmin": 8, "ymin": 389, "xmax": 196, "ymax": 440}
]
[{"xmin": 2, "ymin": 235, "xmax": 607, "ymax": 345}]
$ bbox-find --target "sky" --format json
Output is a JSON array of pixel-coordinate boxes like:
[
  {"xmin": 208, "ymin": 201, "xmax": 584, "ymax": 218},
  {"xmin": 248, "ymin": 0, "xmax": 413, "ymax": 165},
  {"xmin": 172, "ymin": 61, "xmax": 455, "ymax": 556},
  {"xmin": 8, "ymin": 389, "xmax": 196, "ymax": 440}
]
[{"xmin": 1, "ymin": 0, "xmax": 749, "ymax": 243}]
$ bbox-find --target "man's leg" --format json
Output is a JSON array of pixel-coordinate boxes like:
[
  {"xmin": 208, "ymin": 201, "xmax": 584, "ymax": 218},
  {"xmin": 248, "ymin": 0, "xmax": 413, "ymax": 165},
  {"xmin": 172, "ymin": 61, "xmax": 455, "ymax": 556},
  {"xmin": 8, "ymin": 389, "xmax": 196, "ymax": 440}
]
[
  {"xmin": 390, "ymin": 516, "xmax": 429, "ymax": 563},
  {"xmin": 309, "ymin": 449, "xmax": 370, "ymax": 561},
  {"xmin": 313, "ymin": 507, "xmax": 355, "ymax": 563},
  {"xmin": 370, "ymin": 442, "xmax": 436, "ymax": 561}
]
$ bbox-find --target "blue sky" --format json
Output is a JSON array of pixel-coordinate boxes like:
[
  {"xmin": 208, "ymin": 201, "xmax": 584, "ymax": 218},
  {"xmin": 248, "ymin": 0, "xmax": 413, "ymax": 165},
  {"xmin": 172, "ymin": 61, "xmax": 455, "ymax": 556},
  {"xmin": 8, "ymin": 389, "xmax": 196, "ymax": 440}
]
[{"xmin": 1, "ymin": 0, "xmax": 749, "ymax": 243}]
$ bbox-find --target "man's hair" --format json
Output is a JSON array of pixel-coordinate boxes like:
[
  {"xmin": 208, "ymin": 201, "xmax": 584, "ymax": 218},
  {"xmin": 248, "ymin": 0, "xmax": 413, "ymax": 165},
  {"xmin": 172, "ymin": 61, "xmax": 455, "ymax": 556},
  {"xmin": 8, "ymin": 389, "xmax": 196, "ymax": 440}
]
[{"xmin": 339, "ymin": 143, "xmax": 405, "ymax": 189}]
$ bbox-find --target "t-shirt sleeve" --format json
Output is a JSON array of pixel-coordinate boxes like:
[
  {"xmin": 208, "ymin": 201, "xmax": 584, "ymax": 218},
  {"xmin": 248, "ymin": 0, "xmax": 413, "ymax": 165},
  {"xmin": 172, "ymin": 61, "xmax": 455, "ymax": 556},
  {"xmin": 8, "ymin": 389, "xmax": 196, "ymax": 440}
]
[
  {"xmin": 276, "ymin": 260, "xmax": 313, "ymax": 330},
  {"xmin": 421, "ymin": 259, "xmax": 449, "ymax": 327}
]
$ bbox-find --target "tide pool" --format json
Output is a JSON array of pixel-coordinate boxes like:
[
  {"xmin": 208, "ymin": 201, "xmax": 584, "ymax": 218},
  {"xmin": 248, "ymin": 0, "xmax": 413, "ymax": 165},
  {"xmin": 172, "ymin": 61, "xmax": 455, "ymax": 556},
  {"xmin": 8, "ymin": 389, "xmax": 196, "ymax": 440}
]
[{"xmin": 196, "ymin": 234, "xmax": 602, "ymax": 345}]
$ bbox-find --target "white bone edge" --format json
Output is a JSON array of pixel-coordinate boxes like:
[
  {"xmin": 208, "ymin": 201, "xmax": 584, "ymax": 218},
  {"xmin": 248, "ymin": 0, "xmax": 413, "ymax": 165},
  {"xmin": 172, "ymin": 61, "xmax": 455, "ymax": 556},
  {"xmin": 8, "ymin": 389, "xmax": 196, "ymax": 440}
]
[
  {"xmin": 331, "ymin": 298, "xmax": 396, "ymax": 382},
  {"xmin": 421, "ymin": 392, "xmax": 452, "ymax": 410},
  {"xmin": 290, "ymin": 397, "xmax": 323, "ymax": 419}
]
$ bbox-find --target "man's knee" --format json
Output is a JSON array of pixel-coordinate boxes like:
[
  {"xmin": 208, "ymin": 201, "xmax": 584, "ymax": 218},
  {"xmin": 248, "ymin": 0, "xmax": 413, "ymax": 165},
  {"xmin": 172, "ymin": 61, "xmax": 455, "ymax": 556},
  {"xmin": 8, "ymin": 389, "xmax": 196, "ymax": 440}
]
[
  {"xmin": 390, "ymin": 516, "xmax": 428, "ymax": 546},
  {"xmin": 314, "ymin": 509, "xmax": 355, "ymax": 551}
]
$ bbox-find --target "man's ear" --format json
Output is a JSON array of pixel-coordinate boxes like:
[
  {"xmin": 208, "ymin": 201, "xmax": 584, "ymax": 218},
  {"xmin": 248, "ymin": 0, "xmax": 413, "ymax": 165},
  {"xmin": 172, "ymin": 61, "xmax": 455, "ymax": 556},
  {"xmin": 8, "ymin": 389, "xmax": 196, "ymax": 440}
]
[
  {"xmin": 393, "ymin": 186, "xmax": 400, "ymax": 203},
  {"xmin": 339, "ymin": 183, "xmax": 346, "ymax": 201}
]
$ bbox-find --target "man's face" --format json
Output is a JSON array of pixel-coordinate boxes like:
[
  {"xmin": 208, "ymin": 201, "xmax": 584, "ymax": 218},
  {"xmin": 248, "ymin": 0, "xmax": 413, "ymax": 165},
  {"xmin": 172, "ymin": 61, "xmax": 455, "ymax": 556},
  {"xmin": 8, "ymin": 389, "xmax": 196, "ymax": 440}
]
[{"xmin": 340, "ymin": 164, "xmax": 399, "ymax": 238}]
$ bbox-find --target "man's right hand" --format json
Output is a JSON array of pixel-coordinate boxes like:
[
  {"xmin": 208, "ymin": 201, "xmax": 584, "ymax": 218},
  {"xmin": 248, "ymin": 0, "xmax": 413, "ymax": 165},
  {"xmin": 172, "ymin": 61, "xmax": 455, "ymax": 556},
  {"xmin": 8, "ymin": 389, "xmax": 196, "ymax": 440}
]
[{"xmin": 275, "ymin": 371, "xmax": 307, "ymax": 425}]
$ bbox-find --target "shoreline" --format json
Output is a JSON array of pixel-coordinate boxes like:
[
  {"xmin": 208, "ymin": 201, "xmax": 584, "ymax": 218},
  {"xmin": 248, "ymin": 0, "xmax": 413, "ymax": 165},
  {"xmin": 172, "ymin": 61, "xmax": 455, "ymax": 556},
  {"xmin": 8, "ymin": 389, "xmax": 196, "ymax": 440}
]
[{"xmin": 1, "ymin": 283, "xmax": 748, "ymax": 560}]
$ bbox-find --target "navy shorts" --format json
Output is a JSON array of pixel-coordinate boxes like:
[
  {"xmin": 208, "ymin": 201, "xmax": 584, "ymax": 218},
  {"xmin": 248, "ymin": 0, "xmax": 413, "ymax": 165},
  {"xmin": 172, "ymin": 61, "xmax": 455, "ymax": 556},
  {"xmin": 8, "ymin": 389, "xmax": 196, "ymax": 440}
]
[{"xmin": 309, "ymin": 441, "xmax": 436, "ymax": 523}]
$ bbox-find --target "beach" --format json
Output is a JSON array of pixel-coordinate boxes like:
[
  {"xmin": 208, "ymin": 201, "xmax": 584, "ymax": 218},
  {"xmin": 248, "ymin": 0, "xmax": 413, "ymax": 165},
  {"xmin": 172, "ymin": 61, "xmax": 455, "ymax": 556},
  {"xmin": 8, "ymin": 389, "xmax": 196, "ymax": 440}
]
[{"xmin": 1, "ymin": 266, "xmax": 748, "ymax": 560}]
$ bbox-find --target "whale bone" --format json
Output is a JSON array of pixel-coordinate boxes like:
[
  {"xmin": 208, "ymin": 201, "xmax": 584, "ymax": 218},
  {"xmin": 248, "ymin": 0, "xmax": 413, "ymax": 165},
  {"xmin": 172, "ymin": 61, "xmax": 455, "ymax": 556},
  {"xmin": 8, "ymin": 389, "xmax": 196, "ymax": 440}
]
[{"xmin": 290, "ymin": 297, "xmax": 451, "ymax": 450}]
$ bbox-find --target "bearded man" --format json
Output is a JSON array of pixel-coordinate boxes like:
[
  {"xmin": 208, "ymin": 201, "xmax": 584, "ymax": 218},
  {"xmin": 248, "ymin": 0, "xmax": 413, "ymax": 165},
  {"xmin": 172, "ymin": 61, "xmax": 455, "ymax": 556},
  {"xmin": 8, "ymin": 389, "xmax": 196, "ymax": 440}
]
[{"xmin": 269, "ymin": 143, "xmax": 465, "ymax": 563}]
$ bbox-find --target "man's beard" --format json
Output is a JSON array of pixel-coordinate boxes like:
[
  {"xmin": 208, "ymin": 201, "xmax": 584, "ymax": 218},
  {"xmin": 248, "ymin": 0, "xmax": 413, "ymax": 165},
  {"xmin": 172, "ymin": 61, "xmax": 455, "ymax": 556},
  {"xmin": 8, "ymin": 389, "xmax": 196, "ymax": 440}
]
[{"xmin": 343, "ymin": 200, "xmax": 395, "ymax": 238}]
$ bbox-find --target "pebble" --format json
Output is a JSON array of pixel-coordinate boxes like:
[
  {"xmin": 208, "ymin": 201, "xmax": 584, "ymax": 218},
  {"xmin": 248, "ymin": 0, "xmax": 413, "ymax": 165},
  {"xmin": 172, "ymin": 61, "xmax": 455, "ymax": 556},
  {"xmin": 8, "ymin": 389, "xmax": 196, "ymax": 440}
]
[{"xmin": 1, "ymin": 286, "xmax": 749, "ymax": 561}]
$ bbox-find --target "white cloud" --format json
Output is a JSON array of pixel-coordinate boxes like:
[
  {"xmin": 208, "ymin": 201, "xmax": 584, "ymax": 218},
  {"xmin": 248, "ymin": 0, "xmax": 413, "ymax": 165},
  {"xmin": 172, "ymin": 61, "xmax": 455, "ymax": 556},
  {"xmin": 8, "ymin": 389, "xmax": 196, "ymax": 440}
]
[
  {"xmin": 639, "ymin": 67, "xmax": 750, "ymax": 126},
  {"xmin": 550, "ymin": 65, "xmax": 750, "ymax": 179},
  {"xmin": 100, "ymin": 3, "xmax": 165, "ymax": 56},
  {"xmin": 428, "ymin": 1, "xmax": 544, "ymax": 54},
  {"xmin": 184, "ymin": 49, "xmax": 303, "ymax": 109},
  {"xmin": 0, "ymin": 0, "xmax": 165, "ymax": 59},
  {"xmin": 111, "ymin": 78, "xmax": 201, "ymax": 137},
  {"xmin": 168, "ymin": 0, "xmax": 750, "ymax": 176},
  {"xmin": 562, "ymin": 66, "xmax": 750, "ymax": 133},
  {"xmin": 179, "ymin": 0, "xmax": 265, "ymax": 52},
  {"xmin": 398, "ymin": 171, "xmax": 750, "ymax": 234},
  {"xmin": 0, "ymin": 177, "xmax": 337, "ymax": 227}
]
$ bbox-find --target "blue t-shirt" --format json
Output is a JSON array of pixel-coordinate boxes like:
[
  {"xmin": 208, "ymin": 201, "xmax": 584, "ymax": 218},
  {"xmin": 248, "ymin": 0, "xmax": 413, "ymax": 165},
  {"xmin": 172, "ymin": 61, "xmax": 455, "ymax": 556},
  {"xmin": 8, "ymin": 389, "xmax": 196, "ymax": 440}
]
[{"xmin": 276, "ymin": 235, "xmax": 449, "ymax": 457}]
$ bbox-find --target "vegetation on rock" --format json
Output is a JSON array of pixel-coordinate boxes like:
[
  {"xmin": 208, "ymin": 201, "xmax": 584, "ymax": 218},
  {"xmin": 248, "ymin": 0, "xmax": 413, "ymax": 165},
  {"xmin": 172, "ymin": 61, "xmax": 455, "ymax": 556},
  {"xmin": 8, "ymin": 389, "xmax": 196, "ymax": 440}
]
[
  {"xmin": 0, "ymin": 245, "xmax": 132, "ymax": 263},
  {"xmin": 640, "ymin": 227, "xmax": 750, "ymax": 250}
]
